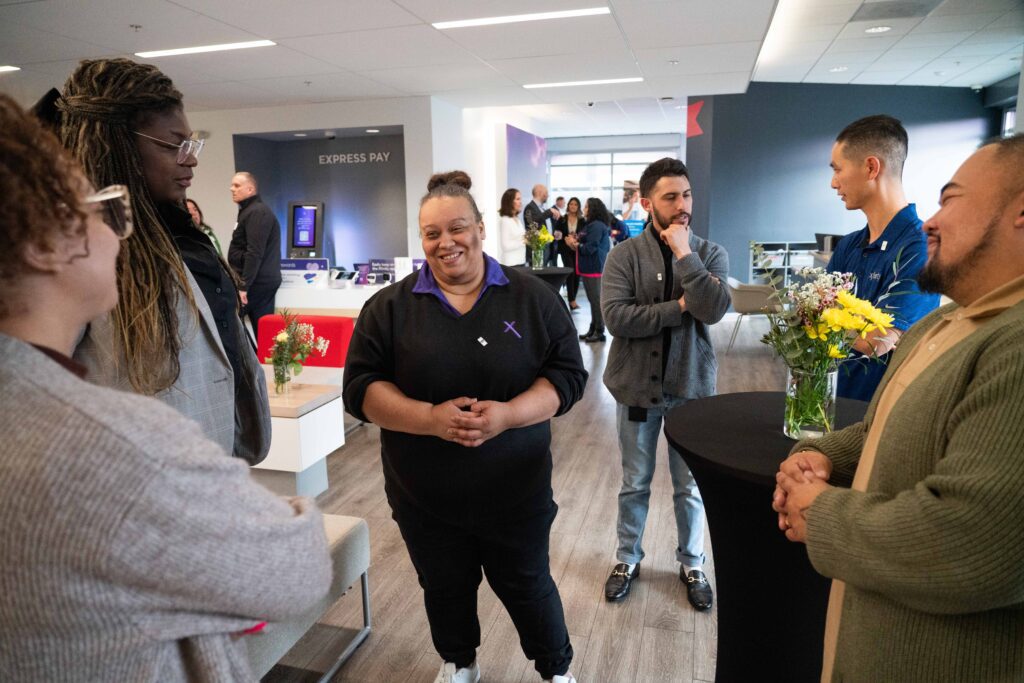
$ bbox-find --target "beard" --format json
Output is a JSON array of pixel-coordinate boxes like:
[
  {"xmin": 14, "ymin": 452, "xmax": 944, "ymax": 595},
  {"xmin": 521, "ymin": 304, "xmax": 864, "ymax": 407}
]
[
  {"xmin": 651, "ymin": 205, "xmax": 691, "ymax": 232},
  {"xmin": 917, "ymin": 214, "xmax": 999, "ymax": 295}
]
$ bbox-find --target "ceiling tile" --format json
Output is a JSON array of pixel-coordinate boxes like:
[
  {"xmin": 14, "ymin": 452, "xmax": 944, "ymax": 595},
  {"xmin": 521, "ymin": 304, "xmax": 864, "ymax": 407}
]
[
  {"xmin": 439, "ymin": 13, "xmax": 621, "ymax": 60},
  {"xmin": 930, "ymin": 0, "xmax": 1023, "ymax": 17},
  {"xmin": 182, "ymin": 80, "xmax": 294, "ymax": 110},
  {"xmin": 173, "ymin": 0, "xmax": 422, "ymax": 38},
  {"xmin": 0, "ymin": 0, "xmax": 256, "ymax": 53},
  {"xmin": 614, "ymin": 0, "xmax": 776, "ymax": 49},
  {"xmin": 912, "ymin": 12, "xmax": 1004, "ymax": 34},
  {"xmin": 281, "ymin": 25, "xmax": 476, "ymax": 71},
  {"xmin": 488, "ymin": 46, "xmax": 640, "ymax": 84},
  {"xmin": 361, "ymin": 62, "xmax": 510, "ymax": 94},
  {"xmin": 0, "ymin": 23, "xmax": 118, "ymax": 64},
  {"xmin": 435, "ymin": 85, "xmax": 542, "ymax": 107},
  {"xmin": 242, "ymin": 71, "xmax": 406, "ymax": 101},
  {"xmin": 893, "ymin": 30, "xmax": 975, "ymax": 47},
  {"xmin": 636, "ymin": 42, "xmax": 761, "ymax": 78},
  {"xmin": 145, "ymin": 45, "xmax": 339, "ymax": 82},
  {"xmin": 393, "ymin": 0, "xmax": 600, "ymax": 24}
]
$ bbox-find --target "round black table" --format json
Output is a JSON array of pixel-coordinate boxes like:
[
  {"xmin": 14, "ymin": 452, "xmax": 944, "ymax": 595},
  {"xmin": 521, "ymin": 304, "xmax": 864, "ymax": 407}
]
[
  {"xmin": 511, "ymin": 265, "xmax": 572, "ymax": 294},
  {"xmin": 664, "ymin": 391, "xmax": 867, "ymax": 683}
]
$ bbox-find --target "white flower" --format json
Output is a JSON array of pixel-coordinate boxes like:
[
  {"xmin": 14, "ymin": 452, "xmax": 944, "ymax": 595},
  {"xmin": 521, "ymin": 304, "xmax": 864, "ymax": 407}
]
[{"xmin": 275, "ymin": 331, "xmax": 288, "ymax": 343}]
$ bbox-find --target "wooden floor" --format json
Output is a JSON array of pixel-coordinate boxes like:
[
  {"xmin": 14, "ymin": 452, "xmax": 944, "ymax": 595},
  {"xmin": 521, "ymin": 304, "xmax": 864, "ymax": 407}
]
[{"xmin": 266, "ymin": 300, "xmax": 787, "ymax": 683}]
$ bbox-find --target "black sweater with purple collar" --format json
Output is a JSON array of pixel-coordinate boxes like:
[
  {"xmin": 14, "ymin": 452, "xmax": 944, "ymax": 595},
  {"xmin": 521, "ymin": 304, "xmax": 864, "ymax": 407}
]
[{"xmin": 343, "ymin": 260, "xmax": 587, "ymax": 521}]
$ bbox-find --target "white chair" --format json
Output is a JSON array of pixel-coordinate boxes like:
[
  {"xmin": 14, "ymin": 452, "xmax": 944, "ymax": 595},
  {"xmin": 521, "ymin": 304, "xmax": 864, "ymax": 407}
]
[{"xmin": 726, "ymin": 277, "xmax": 778, "ymax": 354}]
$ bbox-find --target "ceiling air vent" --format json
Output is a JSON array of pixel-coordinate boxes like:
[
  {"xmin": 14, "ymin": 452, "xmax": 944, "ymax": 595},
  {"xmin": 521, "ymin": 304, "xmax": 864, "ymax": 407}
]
[{"xmin": 851, "ymin": 0, "xmax": 943, "ymax": 21}]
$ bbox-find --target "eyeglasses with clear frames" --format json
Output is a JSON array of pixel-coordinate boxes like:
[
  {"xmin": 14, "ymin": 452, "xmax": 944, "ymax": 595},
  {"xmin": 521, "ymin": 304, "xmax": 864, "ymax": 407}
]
[
  {"xmin": 132, "ymin": 130, "xmax": 205, "ymax": 164},
  {"xmin": 84, "ymin": 185, "xmax": 133, "ymax": 240}
]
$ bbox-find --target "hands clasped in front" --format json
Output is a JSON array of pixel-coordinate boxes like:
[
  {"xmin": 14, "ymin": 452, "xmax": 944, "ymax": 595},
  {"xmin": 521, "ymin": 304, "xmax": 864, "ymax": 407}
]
[
  {"xmin": 432, "ymin": 397, "xmax": 513, "ymax": 448},
  {"xmin": 772, "ymin": 450, "xmax": 833, "ymax": 543}
]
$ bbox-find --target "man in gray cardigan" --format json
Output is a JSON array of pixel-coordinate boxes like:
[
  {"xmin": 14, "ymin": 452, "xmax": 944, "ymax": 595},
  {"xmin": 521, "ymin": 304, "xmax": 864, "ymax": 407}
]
[
  {"xmin": 775, "ymin": 135, "xmax": 1024, "ymax": 681},
  {"xmin": 601, "ymin": 157, "xmax": 731, "ymax": 609}
]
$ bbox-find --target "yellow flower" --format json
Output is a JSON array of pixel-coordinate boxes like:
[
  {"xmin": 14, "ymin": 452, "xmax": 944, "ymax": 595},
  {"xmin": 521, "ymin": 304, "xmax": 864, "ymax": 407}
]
[
  {"xmin": 828, "ymin": 344, "xmax": 845, "ymax": 359},
  {"xmin": 275, "ymin": 331, "xmax": 289, "ymax": 343},
  {"xmin": 804, "ymin": 325, "xmax": 819, "ymax": 340}
]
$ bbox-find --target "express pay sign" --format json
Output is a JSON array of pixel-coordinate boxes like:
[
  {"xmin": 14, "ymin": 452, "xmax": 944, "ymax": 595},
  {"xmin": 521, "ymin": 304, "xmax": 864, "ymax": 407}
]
[{"xmin": 318, "ymin": 152, "xmax": 391, "ymax": 165}]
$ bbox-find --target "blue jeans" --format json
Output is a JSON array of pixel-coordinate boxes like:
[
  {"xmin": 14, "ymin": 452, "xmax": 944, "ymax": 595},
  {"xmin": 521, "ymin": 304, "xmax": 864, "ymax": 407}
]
[{"xmin": 615, "ymin": 396, "xmax": 706, "ymax": 567}]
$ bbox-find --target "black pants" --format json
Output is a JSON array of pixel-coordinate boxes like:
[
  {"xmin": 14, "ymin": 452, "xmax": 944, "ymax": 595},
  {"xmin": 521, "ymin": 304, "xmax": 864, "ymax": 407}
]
[
  {"xmin": 582, "ymin": 276, "xmax": 603, "ymax": 333},
  {"xmin": 244, "ymin": 284, "xmax": 278, "ymax": 337},
  {"xmin": 392, "ymin": 499, "xmax": 573, "ymax": 678},
  {"xmin": 557, "ymin": 243, "xmax": 579, "ymax": 302}
]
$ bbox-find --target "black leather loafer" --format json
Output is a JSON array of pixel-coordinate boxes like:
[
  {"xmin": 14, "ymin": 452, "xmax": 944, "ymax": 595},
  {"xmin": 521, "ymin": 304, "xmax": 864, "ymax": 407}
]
[
  {"xmin": 682, "ymin": 568, "xmax": 713, "ymax": 611},
  {"xmin": 604, "ymin": 563, "xmax": 639, "ymax": 601},
  {"xmin": 584, "ymin": 333, "xmax": 606, "ymax": 342}
]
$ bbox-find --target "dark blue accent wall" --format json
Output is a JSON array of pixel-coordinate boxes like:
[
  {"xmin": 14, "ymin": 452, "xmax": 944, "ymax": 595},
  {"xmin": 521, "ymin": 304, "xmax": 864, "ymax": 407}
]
[
  {"xmin": 233, "ymin": 132, "xmax": 407, "ymax": 268},
  {"xmin": 687, "ymin": 82, "xmax": 999, "ymax": 280}
]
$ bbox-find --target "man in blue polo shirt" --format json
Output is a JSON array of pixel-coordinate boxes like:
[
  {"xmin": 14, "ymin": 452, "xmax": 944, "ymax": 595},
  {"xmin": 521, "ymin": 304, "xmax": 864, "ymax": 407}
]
[{"xmin": 827, "ymin": 115, "xmax": 939, "ymax": 402}]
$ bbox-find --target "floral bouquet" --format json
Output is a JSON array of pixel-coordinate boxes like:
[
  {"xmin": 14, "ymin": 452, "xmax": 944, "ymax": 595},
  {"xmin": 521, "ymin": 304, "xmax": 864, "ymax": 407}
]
[
  {"xmin": 524, "ymin": 221, "xmax": 554, "ymax": 269},
  {"xmin": 264, "ymin": 309, "xmax": 330, "ymax": 395},
  {"xmin": 752, "ymin": 243, "xmax": 895, "ymax": 438}
]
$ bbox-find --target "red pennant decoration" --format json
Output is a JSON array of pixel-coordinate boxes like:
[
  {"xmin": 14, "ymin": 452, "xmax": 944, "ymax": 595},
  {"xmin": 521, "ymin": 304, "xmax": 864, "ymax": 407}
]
[{"xmin": 686, "ymin": 100, "xmax": 705, "ymax": 138}]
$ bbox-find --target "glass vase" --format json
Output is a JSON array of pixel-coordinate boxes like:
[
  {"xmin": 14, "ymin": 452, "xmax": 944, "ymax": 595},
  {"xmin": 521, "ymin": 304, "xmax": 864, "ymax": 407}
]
[
  {"xmin": 784, "ymin": 366, "xmax": 838, "ymax": 439},
  {"xmin": 530, "ymin": 247, "xmax": 544, "ymax": 270},
  {"xmin": 273, "ymin": 362, "xmax": 293, "ymax": 395}
]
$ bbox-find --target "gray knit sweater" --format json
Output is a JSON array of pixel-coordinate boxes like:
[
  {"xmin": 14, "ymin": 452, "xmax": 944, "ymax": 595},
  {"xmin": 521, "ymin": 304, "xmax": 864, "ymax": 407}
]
[
  {"xmin": 0, "ymin": 334, "xmax": 332, "ymax": 682},
  {"xmin": 794, "ymin": 300, "xmax": 1024, "ymax": 682}
]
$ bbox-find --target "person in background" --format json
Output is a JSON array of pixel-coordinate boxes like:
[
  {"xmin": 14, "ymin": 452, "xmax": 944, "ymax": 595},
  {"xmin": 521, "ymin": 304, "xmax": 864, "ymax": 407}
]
[
  {"xmin": 774, "ymin": 134, "xmax": 1024, "ymax": 682},
  {"xmin": 186, "ymin": 197, "xmax": 222, "ymax": 253},
  {"xmin": 498, "ymin": 187, "xmax": 525, "ymax": 266},
  {"xmin": 826, "ymin": 114, "xmax": 939, "ymax": 401},
  {"xmin": 53, "ymin": 57, "xmax": 270, "ymax": 465},
  {"xmin": 228, "ymin": 171, "xmax": 282, "ymax": 336},
  {"xmin": 601, "ymin": 157, "xmax": 730, "ymax": 609},
  {"xmin": 0, "ymin": 92, "xmax": 331, "ymax": 683},
  {"xmin": 620, "ymin": 180, "xmax": 647, "ymax": 223},
  {"xmin": 567, "ymin": 197, "xmax": 611, "ymax": 342},
  {"xmin": 555, "ymin": 196, "xmax": 583, "ymax": 310},
  {"xmin": 523, "ymin": 183, "xmax": 561, "ymax": 267},
  {"xmin": 343, "ymin": 171, "xmax": 586, "ymax": 683}
]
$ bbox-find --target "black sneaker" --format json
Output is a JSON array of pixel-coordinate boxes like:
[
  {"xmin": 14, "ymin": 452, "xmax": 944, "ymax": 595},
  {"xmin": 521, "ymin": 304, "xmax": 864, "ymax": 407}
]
[
  {"xmin": 584, "ymin": 333, "xmax": 606, "ymax": 342},
  {"xmin": 682, "ymin": 568, "xmax": 713, "ymax": 611},
  {"xmin": 604, "ymin": 563, "xmax": 639, "ymax": 601}
]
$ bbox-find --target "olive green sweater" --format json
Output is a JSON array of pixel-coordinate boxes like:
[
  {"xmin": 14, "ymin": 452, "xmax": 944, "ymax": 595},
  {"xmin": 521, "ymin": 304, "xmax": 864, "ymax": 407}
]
[{"xmin": 794, "ymin": 300, "xmax": 1024, "ymax": 682}]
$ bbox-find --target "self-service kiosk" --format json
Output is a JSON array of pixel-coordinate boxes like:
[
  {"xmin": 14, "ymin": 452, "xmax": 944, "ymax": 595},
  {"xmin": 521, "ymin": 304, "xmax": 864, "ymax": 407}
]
[{"xmin": 287, "ymin": 201, "xmax": 325, "ymax": 258}]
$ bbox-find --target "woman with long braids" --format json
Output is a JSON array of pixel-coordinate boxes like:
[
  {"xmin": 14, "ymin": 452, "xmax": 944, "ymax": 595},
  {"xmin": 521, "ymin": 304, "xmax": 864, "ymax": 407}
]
[{"xmin": 54, "ymin": 58, "xmax": 270, "ymax": 463}]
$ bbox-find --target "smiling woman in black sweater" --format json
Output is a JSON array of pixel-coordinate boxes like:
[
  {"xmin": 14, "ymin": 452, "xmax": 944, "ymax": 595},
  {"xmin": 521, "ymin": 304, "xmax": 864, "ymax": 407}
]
[{"xmin": 343, "ymin": 171, "xmax": 586, "ymax": 683}]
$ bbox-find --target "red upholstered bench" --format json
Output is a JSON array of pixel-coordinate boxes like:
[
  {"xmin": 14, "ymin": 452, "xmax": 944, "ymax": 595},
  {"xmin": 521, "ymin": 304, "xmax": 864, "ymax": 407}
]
[{"xmin": 257, "ymin": 314, "xmax": 354, "ymax": 385}]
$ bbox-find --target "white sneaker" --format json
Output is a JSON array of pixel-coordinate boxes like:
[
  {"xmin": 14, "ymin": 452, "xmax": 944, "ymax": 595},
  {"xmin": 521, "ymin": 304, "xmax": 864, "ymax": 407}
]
[
  {"xmin": 544, "ymin": 674, "xmax": 577, "ymax": 683},
  {"xmin": 434, "ymin": 660, "xmax": 481, "ymax": 683}
]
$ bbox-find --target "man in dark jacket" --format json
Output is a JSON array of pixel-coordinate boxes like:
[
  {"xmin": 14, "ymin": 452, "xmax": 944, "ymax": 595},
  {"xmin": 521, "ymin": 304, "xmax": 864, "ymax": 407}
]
[
  {"xmin": 523, "ymin": 184, "xmax": 561, "ymax": 266},
  {"xmin": 228, "ymin": 172, "xmax": 282, "ymax": 335}
]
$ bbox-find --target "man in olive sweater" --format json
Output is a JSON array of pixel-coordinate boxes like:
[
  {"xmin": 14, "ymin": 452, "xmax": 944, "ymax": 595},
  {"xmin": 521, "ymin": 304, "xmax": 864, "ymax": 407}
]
[{"xmin": 774, "ymin": 134, "xmax": 1024, "ymax": 681}]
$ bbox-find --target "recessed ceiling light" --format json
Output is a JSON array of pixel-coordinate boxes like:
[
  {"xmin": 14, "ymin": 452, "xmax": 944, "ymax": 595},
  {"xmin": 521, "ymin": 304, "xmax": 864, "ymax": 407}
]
[
  {"xmin": 829, "ymin": 66, "xmax": 849, "ymax": 73},
  {"xmin": 523, "ymin": 77, "xmax": 643, "ymax": 89},
  {"xmin": 668, "ymin": 59, "xmax": 680, "ymax": 65},
  {"xmin": 293, "ymin": 133, "xmax": 307, "ymax": 137},
  {"xmin": 0, "ymin": 65, "xmax": 21, "ymax": 73},
  {"xmin": 366, "ymin": 129, "xmax": 380, "ymax": 134},
  {"xmin": 434, "ymin": 7, "xmax": 609, "ymax": 30},
  {"xmin": 674, "ymin": 105, "xmax": 686, "ymax": 110},
  {"xmin": 934, "ymin": 71, "xmax": 946, "ymax": 76},
  {"xmin": 136, "ymin": 39, "xmax": 275, "ymax": 58},
  {"xmin": 864, "ymin": 26, "xmax": 891, "ymax": 34}
]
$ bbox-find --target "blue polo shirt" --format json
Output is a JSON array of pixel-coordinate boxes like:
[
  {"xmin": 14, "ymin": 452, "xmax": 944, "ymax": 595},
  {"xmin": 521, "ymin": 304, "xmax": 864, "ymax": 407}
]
[{"xmin": 826, "ymin": 203, "xmax": 939, "ymax": 402}]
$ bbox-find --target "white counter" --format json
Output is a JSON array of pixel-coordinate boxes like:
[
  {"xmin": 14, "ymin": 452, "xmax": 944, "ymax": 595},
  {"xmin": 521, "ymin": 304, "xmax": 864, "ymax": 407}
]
[{"xmin": 275, "ymin": 284, "xmax": 387, "ymax": 317}]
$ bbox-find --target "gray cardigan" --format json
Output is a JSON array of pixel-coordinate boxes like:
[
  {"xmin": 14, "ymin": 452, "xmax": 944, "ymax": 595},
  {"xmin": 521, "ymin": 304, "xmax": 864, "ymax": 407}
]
[
  {"xmin": 602, "ymin": 227, "xmax": 730, "ymax": 407},
  {"xmin": 0, "ymin": 334, "xmax": 331, "ymax": 682}
]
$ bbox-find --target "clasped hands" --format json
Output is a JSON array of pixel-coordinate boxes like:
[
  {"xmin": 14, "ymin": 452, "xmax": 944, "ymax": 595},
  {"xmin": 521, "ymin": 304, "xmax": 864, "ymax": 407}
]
[
  {"xmin": 772, "ymin": 450, "xmax": 833, "ymax": 543},
  {"xmin": 432, "ymin": 397, "xmax": 513, "ymax": 448}
]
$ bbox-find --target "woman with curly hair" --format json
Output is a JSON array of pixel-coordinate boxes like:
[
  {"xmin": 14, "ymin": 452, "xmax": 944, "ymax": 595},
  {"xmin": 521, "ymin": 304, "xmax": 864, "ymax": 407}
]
[
  {"xmin": 0, "ymin": 92, "xmax": 330, "ymax": 683},
  {"xmin": 344, "ymin": 171, "xmax": 586, "ymax": 683},
  {"xmin": 49, "ymin": 58, "xmax": 269, "ymax": 463}
]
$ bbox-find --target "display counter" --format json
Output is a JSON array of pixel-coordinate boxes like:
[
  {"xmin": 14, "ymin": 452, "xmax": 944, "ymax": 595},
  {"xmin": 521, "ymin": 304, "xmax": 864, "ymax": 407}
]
[{"xmin": 275, "ymin": 284, "xmax": 386, "ymax": 318}]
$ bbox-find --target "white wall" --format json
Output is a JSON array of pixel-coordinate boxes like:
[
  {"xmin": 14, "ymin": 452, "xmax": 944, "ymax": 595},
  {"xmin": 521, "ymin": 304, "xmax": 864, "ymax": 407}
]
[{"xmin": 187, "ymin": 96, "xmax": 433, "ymax": 258}]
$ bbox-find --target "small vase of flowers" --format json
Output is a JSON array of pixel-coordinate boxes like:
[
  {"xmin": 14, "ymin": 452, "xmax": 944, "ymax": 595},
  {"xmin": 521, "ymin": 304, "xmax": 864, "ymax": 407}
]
[
  {"xmin": 264, "ymin": 309, "xmax": 330, "ymax": 395},
  {"xmin": 524, "ymin": 222, "xmax": 554, "ymax": 269},
  {"xmin": 753, "ymin": 244, "xmax": 896, "ymax": 439}
]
